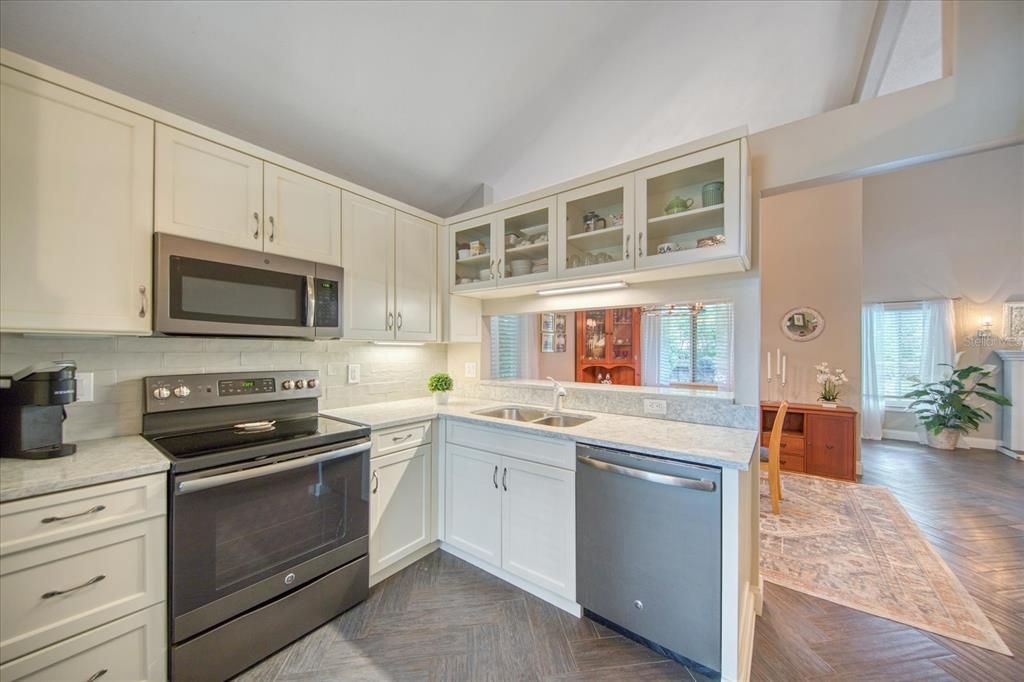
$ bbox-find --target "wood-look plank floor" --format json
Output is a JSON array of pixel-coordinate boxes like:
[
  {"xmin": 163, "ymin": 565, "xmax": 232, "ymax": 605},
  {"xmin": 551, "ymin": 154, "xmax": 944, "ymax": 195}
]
[
  {"xmin": 752, "ymin": 439, "xmax": 1024, "ymax": 681},
  {"xmin": 234, "ymin": 549, "xmax": 710, "ymax": 681}
]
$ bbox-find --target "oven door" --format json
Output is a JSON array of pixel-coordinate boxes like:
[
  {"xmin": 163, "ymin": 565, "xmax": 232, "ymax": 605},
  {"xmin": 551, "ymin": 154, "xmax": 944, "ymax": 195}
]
[
  {"xmin": 170, "ymin": 439, "xmax": 370, "ymax": 643},
  {"xmin": 155, "ymin": 233, "xmax": 318, "ymax": 338}
]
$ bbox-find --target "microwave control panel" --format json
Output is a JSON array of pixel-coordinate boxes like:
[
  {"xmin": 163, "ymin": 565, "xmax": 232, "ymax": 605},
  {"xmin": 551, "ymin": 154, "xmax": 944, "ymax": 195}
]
[{"xmin": 314, "ymin": 278, "xmax": 340, "ymax": 328}]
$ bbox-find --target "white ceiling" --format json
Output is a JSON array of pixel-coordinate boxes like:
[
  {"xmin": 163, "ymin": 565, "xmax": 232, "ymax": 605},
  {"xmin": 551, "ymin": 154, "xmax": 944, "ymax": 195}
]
[{"xmin": 0, "ymin": 1, "xmax": 876, "ymax": 217}]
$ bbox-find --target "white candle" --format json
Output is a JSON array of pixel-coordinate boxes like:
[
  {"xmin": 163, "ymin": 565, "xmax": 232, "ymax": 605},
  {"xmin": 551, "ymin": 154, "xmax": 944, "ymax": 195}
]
[
  {"xmin": 776, "ymin": 348, "xmax": 781, "ymax": 376},
  {"xmin": 782, "ymin": 355, "xmax": 787, "ymax": 383},
  {"xmin": 766, "ymin": 351, "xmax": 771, "ymax": 379}
]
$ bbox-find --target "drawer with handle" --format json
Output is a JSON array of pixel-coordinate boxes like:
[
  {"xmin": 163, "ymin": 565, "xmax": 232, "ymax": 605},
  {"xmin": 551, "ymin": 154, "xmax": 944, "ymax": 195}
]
[
  {"xmin": 0, "ymin": 603, "xmax": 165, "ymax": 682},
  {"xmin": 372, "ymin": 420, "xmax": 432, "ymax": 457},
  {"xmin": 0, "ymin": 517, "xmax": 165, "ymax": 663},
  {"xmin": 778, "ymin": 454, "xmax": 805, "ymax": 472},
  {"xmin": 0, "ymin": 474, "xmax": 166, "ymax": 557},
  {"xmin": 761, "ymin": 433, "xmax": 805, "ymax": 456}
]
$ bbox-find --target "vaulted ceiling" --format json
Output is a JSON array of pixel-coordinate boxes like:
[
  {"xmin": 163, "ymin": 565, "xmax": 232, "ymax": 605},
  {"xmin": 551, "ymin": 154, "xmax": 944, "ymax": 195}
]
[{"xmin": 0, "ymin": 1, "xmax": 877, "ymax": 216}]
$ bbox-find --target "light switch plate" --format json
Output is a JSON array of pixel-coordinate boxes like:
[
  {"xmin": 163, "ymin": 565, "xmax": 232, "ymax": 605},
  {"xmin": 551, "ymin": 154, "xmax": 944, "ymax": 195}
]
[
  {"xmin": 76, "ymin": 372, "xmax": 94, "ymax": 402},
  {"xmin": 465, "ymin": 362, "xmax": 477, "ymax": 378},
  {"xmin": 643, "ymin": 398, "xmax": 667, "ymax": 416},
  {"xmin": 347, "ymin": 364, "xmax": 361, "ymax": 384}
]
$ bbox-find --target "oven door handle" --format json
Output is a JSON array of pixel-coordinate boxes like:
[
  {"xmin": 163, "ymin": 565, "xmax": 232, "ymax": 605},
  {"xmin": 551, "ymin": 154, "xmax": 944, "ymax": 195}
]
[
  {"xmin": 176, "ymin": 442, "xmax": 370, "ymax": 495},
  {"xmin": 305, "ymin": 275, "xmax": 316, "ymax": 327}
]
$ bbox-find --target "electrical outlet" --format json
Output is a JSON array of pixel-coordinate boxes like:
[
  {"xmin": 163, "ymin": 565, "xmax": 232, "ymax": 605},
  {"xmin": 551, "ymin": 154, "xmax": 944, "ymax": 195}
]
[
  {"xmin": 643, "ymin": 398, "xmax": 667, "ymax": 416},
  {"xmin": 76, "ymin": 372, "xmax": 94, "ymax": 402},
  {"xmin": 347, "ymin": 364, "xmax": 361, "ymax": 384},
  {"xmin": 465, "ymin": 362, "xmax": 477, "ymax": 378}
]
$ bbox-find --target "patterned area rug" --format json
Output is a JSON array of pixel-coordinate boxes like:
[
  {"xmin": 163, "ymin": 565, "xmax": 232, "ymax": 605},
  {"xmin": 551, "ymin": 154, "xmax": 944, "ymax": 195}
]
[{"xmin": 759, "ymin": 473, "xmax": 1012, "ymax": 655}]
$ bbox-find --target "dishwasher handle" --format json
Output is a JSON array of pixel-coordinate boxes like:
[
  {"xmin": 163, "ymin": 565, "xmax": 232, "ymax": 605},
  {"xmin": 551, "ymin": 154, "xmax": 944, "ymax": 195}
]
[{"xmin": 576, "ymin": 454, "xmax": 717, "ymax": 492}]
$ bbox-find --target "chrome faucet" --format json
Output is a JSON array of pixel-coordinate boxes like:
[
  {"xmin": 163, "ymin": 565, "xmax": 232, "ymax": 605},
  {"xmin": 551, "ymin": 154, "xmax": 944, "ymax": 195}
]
[{"xmin": 547, "ymin": 376, "xmax": 567, "ymax": 413}]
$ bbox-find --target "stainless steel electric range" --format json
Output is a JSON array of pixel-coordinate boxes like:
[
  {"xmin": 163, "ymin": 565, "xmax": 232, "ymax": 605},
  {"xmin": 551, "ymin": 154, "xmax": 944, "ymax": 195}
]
[{"xmin": 142, "ymin": 370, "xmax": 371, "ymax": 682}]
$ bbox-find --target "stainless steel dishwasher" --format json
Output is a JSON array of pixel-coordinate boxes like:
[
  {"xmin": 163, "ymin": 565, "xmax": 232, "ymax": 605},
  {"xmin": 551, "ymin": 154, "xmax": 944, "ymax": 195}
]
[{"xmin": 576, "ymin": 443, "xmax": 722, "ymax": 673}]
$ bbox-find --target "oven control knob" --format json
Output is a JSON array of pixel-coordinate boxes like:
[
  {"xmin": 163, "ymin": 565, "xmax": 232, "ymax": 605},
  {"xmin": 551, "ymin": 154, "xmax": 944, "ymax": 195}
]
[
  {"xmin": 281, "ymin": 380, "xmax": 293, "ymax": 390},
  {"xmin": 295, "ymin": 379, "xmax": 305, "ymax": 389},
  {"xmin": 306, "ymin": 379, "xmax": 318, "ymax": 389},
  {"xmin": 153, "ymin": 387, "xmax": 171, "ymax": 400},
  {"xmin": 173, "ymin": 385, "xmax": 191, "ymax": 398}
]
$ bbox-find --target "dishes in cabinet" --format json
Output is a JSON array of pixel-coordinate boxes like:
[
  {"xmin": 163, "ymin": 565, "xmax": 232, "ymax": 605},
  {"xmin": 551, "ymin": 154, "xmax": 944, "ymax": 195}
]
[
  {"xmin": 457, "ymin": 248, "xmax": 471, "ymax": 260},
  {"xmin": 510, "ymin": 259, "xmax": 532, "ymax": 277}
]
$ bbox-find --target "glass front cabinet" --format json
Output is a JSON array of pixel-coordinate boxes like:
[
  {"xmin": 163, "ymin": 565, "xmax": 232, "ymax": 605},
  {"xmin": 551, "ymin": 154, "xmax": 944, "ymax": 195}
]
[
  {"xmin": 449, "ymin": 197, "xmax": 556, "ymax": 293},
  {"xmin": 447, "ymin": 138, "xmax": 746, "ymax": 294}
]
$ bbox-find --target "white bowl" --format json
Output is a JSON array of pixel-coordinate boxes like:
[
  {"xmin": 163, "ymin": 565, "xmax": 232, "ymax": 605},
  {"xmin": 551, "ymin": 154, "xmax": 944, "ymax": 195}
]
[
  {"xmin": 457, "ymin": 249, "xmax": 471, "ymax": 260},
  {"xmin": 478, "ymin": 268, "xmax": 492, "ymax": 280}
]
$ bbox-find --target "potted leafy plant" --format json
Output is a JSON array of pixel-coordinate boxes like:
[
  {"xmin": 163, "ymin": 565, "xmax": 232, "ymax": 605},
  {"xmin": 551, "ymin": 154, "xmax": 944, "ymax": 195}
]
[
  {"xmin": 427, "ymin": 372, "xmax": 454, "ymax": 406},
  {"xmin": 903, "ymin": 364, "xmax": 1011, "ymax": 450}
]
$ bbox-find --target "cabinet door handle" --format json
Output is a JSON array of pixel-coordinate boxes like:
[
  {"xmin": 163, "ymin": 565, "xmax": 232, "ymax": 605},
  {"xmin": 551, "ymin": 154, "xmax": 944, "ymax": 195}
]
[
  {"xmin": 42, "ymin": 574, "xmax": 105, "ymax": 599},
  {"xmin": 496, "ymin": 258, "xmax": 503, "ymax": 279},
  {"xmin": 138, "ymin": 285, "xmax": 147, "ymax": 318},
  {"xmin": 268, "ymin": 215, "xmax": 275, "ymax": 242},
  {"xmin": 638, "ymin": 232, "xmax": 645, "ymax": 257},
  {"xmin": 397, "ymin": 312, "xmax": 403, "ymax": 330},
  {"xmin": 489, "ymin": 259, "xmax": 495, "ymax": 280},
  {"xmin": 492, "ymin": 465, "xmax": 498, "ymax": 489},
  {"xmin": 86, "ymin": 670, "xmax": 108, "ymax": 682},
  {"xmin": 253, "ymin": 211, "xmax": 260, "ymax": 239},
  {"xmin": 41, "ymin": 504, "xmax": 106, "ymax": 524},
  {"xmin": 501, "ymin": 467, "xmax": 508, "ymax": 491},
  {"xmin": 392, "ymin": 433, "xmax": 412, "ymax": 443},
  {"xmin": 387, "ymin": 312, "xmax": 394, "ymax": 330},
  {"xmin": 825, "ymin": 444, "xmax": 834, "ymax": 450},
  {"xmin": 624, "ymin": 234, "xmax": 631, "ymax": 260},
  {"xmin": 371, "ymin": 471, "xmax": 379, "ymax": 494}
]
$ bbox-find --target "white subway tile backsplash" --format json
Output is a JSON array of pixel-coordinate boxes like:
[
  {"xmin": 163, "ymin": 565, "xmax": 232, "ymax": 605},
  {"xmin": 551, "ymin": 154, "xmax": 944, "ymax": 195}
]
[{"xmin": 1, "ymin": 334, "xmax": 445, "ymax": 440}]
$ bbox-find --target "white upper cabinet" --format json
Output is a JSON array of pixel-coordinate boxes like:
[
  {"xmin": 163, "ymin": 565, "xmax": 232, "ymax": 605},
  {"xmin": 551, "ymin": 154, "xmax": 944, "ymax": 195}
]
[
  {"xmin": 556, "ymin": 174, "xmax": 635, "ymax": 279},
  {"xmin": 263, "ymin": 163, "xmax": 341, "ymax": 265},
  {"xmin": 155, "ymin": 124, "xmax": 263, "ymax": 250},
  {"xmin": 494, "ymin": 197, "xmax": 556, "ymax": 286},
  {"xmin": 394, "ymin": 212, "xmax": 437, "ymax": 341},
  {"xmin": 0, "ymin": 67, "xmax": 153, "ymax": 334},
  {"xmin": 634, "ymin": 140, "xmax": 742, "ymax": 270},
  {"xmin": 449, "ymin": 216, "xmax": 498, "ymax": 293},
  {"xmin": 342, "ymin": 191, "xmax": 395, "ymax": 340}
]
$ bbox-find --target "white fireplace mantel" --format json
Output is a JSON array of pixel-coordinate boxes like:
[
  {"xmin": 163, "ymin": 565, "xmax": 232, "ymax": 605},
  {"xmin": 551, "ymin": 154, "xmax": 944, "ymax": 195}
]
[{"xmin": 994, "ymin": 350, "xmax": 1024, "ymax": 461}]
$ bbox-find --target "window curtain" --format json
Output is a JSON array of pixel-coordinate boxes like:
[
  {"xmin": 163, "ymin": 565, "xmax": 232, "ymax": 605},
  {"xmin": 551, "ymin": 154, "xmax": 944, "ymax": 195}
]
[
  {"xmin": 641, "ymin": 315, "xmax": 661, "ymax": 386},
  {"xmin": 861, "ymin": 303, "xmax": 886, "ymax": 440},
  {"xmin": 915, "ymin": 298, "xmax": 957, "ymax": 445}
]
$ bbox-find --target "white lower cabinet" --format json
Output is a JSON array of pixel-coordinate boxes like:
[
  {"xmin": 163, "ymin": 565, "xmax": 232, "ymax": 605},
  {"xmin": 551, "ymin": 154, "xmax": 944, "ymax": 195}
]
[
  {"xmin": 444, "ymin": 444, "xmax": 503, "ymax": 565},
  {"xmin": 370, "ymin": 443, "xmax": 432, "ymax": 576},
  {"xmin": 0, "ymin": 475, "xmax": 167, "ymax": 680},
  {"xmin": 444, "ymin": 432, "xmax": 576, "ymax": 603},
  {"xmin": 501, "ymin": 457, "xmax": 575, "ymax": 599}
]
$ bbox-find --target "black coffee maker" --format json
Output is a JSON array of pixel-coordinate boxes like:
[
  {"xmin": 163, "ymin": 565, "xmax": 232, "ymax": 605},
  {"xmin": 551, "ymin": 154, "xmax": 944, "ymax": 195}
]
[{"xmin": 0, "ymin": 361, "xmax": 77, "ymax": 458}]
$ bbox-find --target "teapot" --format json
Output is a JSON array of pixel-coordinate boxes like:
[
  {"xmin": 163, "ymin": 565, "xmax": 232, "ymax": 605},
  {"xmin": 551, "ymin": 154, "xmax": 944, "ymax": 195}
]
[
  {"xmin": 665, "ymin": 196, "xmax": 695, "ymax": 214},
  {"xmin": 582, "ymin": 211, "xmax": 607, "ymax": 232}
]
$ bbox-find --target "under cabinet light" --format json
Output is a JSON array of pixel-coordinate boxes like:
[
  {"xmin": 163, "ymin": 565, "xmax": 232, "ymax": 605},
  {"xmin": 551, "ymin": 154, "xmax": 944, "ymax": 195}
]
[
  {"xmin": 537, "ymin": 281, "xmax": 629, "ymax": 296},
  {"xmin": 371, "ymin": 341, "xmax": 427, "ymax": 347}
]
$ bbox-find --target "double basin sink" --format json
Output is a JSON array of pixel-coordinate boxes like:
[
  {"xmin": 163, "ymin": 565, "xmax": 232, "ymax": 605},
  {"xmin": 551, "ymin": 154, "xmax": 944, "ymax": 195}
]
[{"xmin": 473, "ymin": 405, "xmax": 595, "ymax": 428}]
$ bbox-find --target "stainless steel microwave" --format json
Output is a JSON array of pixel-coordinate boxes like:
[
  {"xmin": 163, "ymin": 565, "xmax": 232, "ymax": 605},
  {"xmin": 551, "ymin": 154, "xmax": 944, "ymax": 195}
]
[{"xmin": 154, "ymin": 233, "xmax": 343, "ymax": 339}]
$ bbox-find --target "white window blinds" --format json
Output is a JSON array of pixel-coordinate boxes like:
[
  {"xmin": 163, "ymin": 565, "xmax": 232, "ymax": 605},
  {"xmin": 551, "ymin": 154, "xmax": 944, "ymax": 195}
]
[
  {"xmin": 490, "ymin": 315, "xmax": 524, "ymax": 379},
  {"xmin": 877, "ymin": 303, "xmax": 928, "ymax": 400},
  {"xmin": 653, "ymin": 303, "xmax": 734, "ymax": 388}
]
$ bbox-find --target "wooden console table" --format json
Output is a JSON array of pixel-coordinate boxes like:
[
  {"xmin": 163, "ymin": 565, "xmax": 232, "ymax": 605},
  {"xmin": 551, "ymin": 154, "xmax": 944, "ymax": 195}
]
[{"xmin": 760, "ymin": 401, "xmax": 859, "ymax": 481}]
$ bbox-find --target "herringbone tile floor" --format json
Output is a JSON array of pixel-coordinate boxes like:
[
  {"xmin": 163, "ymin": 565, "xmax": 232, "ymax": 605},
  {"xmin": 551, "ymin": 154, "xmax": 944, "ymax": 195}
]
[
  {"xmin": 751, "ymin": 439, "xmax": 1024, "ymax": 681},
  {"xmin": 234, "ymin": 549, "xmax": 709, "ymax": 681}
]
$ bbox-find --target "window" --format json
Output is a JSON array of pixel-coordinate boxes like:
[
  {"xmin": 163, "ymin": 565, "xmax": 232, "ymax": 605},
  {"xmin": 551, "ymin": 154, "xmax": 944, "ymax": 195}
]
[
  {"xmin": 489, "ymin": 315, "xmax": 525, "ymax": 379},
  {"xmin": 877, "ymin": 303, "xmax": 928, "ymax": 403},
  {"xmin": 646, "ymin": 302, "xmax": 734, "ymax": 389}
]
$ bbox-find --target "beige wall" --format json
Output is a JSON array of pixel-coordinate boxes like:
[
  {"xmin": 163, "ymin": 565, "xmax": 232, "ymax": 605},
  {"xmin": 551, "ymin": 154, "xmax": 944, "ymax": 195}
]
[
  {"xmin": 537, "ymin": 314, "xmax": 576, "ymax": 382},
  {"xmin": 760, "ymin": 180, "xmax": 863, "ymax": 405},
  {"xmin": 862, "ymin": 144, "xmax": 1024, "ymax": 442}
]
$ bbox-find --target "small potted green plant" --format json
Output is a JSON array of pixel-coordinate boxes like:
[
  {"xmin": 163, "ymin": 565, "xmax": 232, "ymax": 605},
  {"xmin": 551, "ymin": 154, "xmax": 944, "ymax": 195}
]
[
  {"xmin": 427, "ymin": 372, "xmax": 454, "ymax": 406},
  {"xmin": 903, "ymin": 364, "xmax": 1011, "ymax": 450}
]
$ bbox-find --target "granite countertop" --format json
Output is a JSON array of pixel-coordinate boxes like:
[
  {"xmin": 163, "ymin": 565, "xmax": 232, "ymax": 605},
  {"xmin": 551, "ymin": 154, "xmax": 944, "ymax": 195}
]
[
  {"xmin": 0, "ymin": 435, "xmax": 169, "ymax": 503},
  {"xmin": 323, "ymin": 397, "xmax": 759, "ymax": 470}
]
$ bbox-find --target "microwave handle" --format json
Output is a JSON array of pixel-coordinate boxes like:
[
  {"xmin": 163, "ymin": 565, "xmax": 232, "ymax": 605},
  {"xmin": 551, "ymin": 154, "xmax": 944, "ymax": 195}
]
[{"xmin": 305, "ymin": 275, "xmax": 316, "ymax": 327}]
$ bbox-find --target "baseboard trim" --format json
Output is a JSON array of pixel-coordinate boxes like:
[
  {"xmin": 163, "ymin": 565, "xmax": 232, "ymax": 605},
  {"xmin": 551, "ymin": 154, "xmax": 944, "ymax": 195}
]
[
  {"xmin": 369, "ymin": 541, "xmax": 440, "ymax": 587},
  {"xmin": 881, "ymin": 429, "xmax": 1003, "ymax": 451},
  {"xmin": 734, "ymin": 583, "xmax": 757, "ymax": 682},
  {"xmin": 440, "ymin": 543, "xmax": 581, "ymax": 616},
  {"xmin": 997, "ymin": 445, "xmax": 1024, "ymax": 461}
]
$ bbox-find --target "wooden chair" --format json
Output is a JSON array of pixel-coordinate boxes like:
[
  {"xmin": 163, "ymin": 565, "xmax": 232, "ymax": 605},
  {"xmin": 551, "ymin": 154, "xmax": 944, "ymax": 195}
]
[{"xmin": 760, "ymin": 401, "xmax": 788, "ymax": 514}]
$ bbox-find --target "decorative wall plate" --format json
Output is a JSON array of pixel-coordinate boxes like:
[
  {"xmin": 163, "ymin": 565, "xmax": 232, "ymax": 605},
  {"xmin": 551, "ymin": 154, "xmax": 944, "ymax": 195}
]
[{"xmin": 781, "ymin": 307, "xmax": 824, "ymax": 341}]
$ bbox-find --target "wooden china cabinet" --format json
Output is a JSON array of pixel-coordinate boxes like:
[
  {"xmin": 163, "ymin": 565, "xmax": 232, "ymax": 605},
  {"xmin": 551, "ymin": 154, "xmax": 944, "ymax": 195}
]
[{"xmin": 575, "ymin": 308, "xmax": 642, "ymax": 385}]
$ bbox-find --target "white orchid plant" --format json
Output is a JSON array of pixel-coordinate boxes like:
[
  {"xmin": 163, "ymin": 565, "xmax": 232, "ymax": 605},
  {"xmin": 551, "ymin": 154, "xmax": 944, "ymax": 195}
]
[{"xmin": 815, "ymin": 362, "xmax": 849, "ymax": 402}]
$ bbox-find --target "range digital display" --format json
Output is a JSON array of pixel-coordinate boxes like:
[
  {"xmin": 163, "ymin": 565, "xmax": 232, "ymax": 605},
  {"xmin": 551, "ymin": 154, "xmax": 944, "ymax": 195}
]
[{"xmin": 218, "ymin": 377, "xmax": 276, "ymax": 395}]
